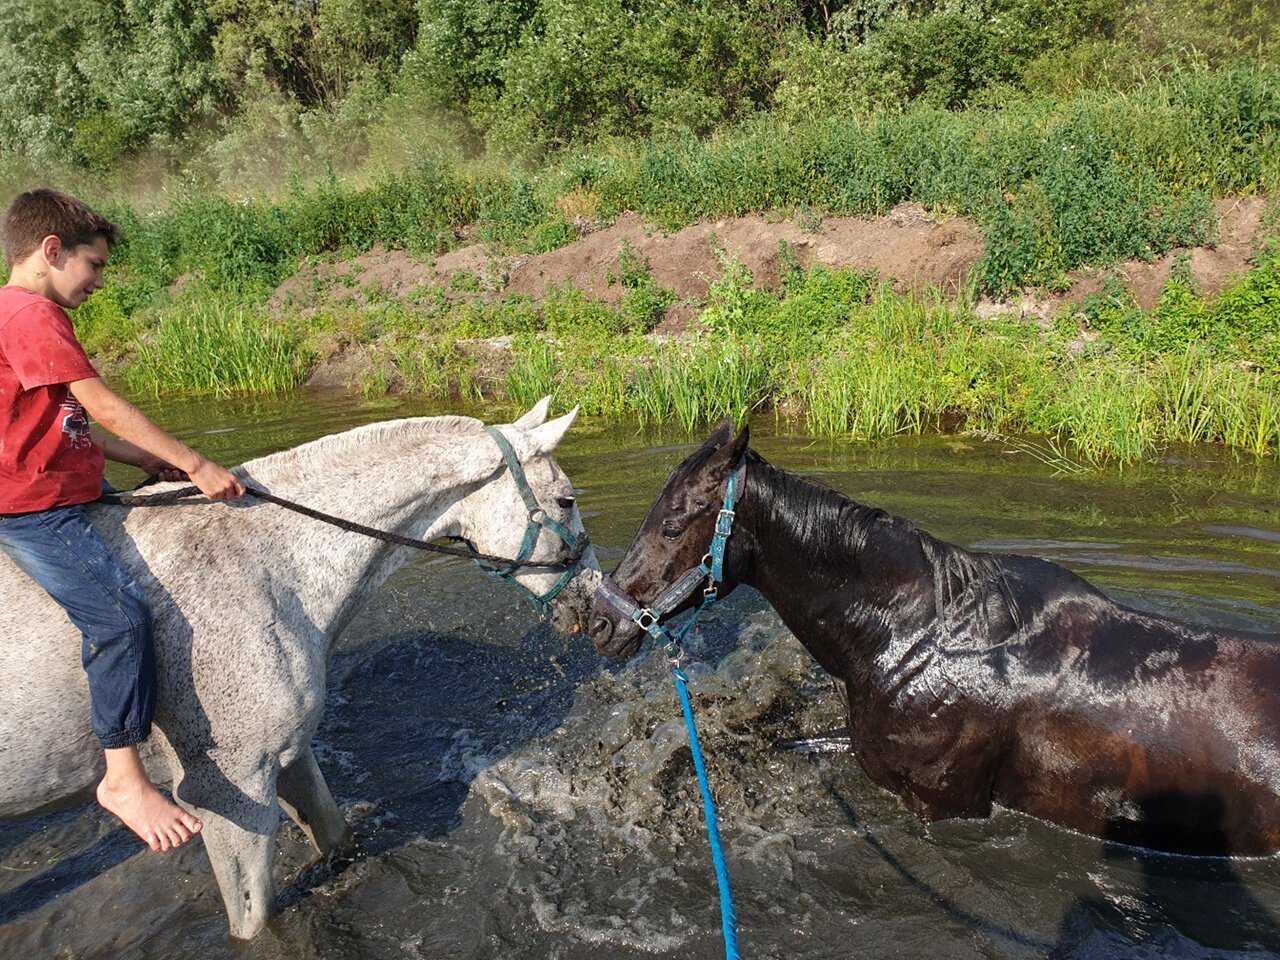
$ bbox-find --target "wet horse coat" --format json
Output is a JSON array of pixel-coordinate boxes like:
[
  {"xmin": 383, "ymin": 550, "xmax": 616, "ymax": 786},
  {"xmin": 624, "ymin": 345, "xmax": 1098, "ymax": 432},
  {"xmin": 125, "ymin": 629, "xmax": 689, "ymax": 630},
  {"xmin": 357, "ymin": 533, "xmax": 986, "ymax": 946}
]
[
  {"xmin": 0, "ymin": 400, "xmax": 600, "ymax": 938},
  {"xmin": 589, "ymin": 420, "xmax": 1280, "ymax": 856}
]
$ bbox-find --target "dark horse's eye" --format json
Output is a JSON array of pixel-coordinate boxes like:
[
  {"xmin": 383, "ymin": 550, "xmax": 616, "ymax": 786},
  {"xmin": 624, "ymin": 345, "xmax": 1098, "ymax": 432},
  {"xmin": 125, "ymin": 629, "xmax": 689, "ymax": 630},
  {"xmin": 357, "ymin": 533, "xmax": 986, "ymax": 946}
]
[{"xmin": 556, "ymin": 496, "xmax": 576, "ymax": 510}]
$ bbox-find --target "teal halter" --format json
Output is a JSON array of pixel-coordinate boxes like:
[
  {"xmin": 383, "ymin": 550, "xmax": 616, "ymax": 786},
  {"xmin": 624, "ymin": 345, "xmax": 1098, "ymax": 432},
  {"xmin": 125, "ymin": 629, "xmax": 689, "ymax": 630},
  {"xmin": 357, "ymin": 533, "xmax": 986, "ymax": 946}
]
[
  {"xmin": 594, "ymin": 461, "xmax": 745, "ymax": 661},
  {"xmin": 471, "ymin": 425, "xmax": 589, "ymax": 614}
]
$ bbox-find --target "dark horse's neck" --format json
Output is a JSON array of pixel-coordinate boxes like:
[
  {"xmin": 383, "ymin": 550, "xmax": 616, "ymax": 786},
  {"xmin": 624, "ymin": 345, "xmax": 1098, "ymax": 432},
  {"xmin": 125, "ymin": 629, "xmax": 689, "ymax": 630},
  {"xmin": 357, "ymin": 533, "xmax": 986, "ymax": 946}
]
[{"xmin": 731, "ymin": 451, "xmax": 1009, "ymax": 679}]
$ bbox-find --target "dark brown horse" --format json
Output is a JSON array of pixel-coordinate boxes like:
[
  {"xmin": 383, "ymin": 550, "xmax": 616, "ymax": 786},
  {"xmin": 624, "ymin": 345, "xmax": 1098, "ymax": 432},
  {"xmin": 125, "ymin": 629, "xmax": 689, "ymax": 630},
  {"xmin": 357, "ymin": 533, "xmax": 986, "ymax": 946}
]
[{"xmin": 588, "ymin": 419, "xmax": 1280, "ymax": 856}]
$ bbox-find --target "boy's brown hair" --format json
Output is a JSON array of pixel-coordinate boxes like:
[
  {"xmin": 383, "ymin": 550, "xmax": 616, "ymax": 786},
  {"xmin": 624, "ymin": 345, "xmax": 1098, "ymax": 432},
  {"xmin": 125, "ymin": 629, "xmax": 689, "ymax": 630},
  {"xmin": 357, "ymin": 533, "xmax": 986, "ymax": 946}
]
[{"xmin": 1, "ymin": 188, "xmax": 119, "ymax": 267}]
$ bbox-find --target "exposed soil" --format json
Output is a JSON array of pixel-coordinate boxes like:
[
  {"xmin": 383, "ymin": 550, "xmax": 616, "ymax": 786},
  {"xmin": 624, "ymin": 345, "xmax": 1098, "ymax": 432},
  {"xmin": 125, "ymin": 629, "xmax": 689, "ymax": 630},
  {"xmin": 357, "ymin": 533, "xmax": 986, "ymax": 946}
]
[
  {"xmin": 977, "ymin": 197, "xmax": 1274, "ymax": 326},
  {"xmin": 271, "ymin": 198, "xmax": 1274, "ymax": 389}
]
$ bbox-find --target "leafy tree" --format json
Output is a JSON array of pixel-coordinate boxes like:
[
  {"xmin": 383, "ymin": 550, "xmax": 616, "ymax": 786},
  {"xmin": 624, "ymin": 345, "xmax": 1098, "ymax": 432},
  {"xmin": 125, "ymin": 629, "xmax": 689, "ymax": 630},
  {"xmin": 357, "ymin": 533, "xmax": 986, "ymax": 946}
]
[
  {"xmin": 207, "ymin": 0, "xmax": 417, "ymax": 106},
  {"xmin": 0, "ymin": 0, "xmax": 218, "ymax": 168},
  {"xmin": 404, "ymin": 0, "xmax": 537, "ymax": 108},
  {"xmin": 484, "ymin": 0, "xmax": 784, "ymax": 153},
  {"xmin": 861, "ymin": 0, "xmax": 1120, "ymax": 108}
]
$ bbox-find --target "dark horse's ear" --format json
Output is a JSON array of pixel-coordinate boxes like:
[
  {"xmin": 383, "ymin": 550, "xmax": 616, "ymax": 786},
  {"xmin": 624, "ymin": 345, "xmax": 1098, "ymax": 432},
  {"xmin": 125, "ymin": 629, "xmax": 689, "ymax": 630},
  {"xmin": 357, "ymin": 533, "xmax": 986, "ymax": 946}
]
[
  {"xmin": 704, "ymin": 416, "xmax": 734, "ymax": 450},
  {"xmin": 707, "ymin": 422, "xmax": 749, "ymax": 481}
]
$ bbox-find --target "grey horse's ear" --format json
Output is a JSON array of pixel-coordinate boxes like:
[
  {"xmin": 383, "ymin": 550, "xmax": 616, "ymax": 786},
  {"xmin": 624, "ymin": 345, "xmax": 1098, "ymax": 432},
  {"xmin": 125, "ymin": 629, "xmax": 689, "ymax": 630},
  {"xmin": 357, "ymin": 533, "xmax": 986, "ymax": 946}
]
[
  {"xmin": 528, "ymin": 406, "xmax": 579, "ymax": 452},
  {"xmin": 513, "ymin": 396, "xmax": 552, "ymax": 429}
]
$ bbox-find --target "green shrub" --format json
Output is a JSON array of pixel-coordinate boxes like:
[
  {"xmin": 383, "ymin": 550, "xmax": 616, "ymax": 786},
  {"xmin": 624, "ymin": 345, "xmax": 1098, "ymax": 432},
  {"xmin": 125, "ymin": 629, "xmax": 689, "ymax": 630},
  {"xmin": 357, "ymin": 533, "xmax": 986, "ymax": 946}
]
[
  {"xmin": 700, "ymin": 260, "xmax": 777, "ymax": 338},
  {"xmin": 1149, "ymin": 263, "xmax": 1214, "ymax": 353},
  {"xmin": 543, "ymin": 284, "xmax": 630, "ymax": 337},
  {"xmin": 448, "ymin": 298, "xmax": 540, "ymax": 338},
  {"xmin": 526, "ymin": 217, "xmax": 578, "ymax": 253},
  {"xmin": 1214, "ymin": 239, "xmax": 1280, "ymax": 369},
  {"xmin": 608, "ymin": 241, "xmax": 677, "ymax": 332}
]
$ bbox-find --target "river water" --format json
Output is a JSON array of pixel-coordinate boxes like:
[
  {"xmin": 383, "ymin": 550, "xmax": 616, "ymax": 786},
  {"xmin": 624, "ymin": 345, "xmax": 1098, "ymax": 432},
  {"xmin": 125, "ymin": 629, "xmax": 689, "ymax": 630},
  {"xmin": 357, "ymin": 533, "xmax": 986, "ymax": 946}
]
[{"xmin": 2, "ymin": 390, "xmax": 1279, "ymax": 959}]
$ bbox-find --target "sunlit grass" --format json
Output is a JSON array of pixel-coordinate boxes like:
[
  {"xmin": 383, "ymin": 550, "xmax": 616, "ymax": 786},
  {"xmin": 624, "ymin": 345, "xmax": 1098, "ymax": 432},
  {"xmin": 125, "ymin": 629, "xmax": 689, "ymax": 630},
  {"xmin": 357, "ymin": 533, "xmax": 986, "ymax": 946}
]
[
  {"xmin": 504, "ymin": 335, "xmax": 559, "ymax": 410},
  {"xmin": 116, "ymin": 250, "xmax": 1280, "ymax": 464},
  {"xmin": 126, "ymin": 301, "xmax": 310, "ymax": 396}
]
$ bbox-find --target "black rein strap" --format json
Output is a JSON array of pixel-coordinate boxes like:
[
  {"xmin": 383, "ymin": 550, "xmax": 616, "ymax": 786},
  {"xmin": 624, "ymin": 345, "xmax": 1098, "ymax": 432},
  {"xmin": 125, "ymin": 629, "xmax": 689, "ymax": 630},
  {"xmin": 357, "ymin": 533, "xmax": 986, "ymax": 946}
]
[{"xmin": 97, "ymin": 484, "xmax": 576, "ymax": 571}]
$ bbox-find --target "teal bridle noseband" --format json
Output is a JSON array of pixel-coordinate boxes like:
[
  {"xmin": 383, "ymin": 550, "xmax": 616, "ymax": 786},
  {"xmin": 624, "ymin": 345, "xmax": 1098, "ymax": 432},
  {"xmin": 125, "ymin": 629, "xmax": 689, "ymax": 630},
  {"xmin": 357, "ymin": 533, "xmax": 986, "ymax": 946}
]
[{"xmin": 469, "ymin": 425, "xmax": 590, "ymax": 615}]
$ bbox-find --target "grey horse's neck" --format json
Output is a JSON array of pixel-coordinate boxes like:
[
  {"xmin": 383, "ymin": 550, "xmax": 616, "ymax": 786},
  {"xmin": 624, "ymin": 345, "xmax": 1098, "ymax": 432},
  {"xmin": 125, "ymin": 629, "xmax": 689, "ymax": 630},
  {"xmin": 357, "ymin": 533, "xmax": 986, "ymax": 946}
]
[
  {"xmin": 265, "ymin": 416, "xmax": 502, "ymax": 646},
  {"xmin": 178, "ymin": 416, "xmax": 503, "ymax": 654}
]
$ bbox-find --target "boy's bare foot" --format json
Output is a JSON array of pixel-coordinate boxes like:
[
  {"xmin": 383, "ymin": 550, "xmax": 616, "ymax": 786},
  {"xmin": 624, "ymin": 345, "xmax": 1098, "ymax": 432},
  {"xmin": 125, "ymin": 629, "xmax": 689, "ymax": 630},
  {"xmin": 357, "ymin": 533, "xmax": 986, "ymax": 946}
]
[{"xmin": 98, "ymin": 747, "xmax": 203, "ymax": 852}]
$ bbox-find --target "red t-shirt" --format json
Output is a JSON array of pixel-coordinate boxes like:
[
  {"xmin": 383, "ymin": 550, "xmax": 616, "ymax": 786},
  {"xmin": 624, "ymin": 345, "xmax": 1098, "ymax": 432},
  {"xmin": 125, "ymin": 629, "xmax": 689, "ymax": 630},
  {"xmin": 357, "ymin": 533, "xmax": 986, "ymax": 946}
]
[{"xmin": 0, "ymin": 286, "xmax": 105, "ymax": 513}]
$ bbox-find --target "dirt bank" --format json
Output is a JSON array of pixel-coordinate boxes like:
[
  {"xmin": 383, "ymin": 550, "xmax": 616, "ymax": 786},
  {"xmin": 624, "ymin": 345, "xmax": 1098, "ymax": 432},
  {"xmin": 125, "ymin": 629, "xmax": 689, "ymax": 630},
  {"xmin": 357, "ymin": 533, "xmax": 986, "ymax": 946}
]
[{"xmin": 272, "ymin": 198, "xmax": 1274, "ymax": 388}]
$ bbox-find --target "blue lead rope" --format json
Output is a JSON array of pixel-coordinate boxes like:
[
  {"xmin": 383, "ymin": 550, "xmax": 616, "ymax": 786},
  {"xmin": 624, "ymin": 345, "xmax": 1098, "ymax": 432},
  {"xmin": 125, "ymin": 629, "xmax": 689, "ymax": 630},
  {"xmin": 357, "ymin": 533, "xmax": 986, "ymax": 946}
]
[
  {"xmin": 673, "ymin": 667, "xmax": 741, "ymax": 960},
  {"xmin": 596, "ymin": 462, "xmax": 748, "ymax": 959},
  {"xmin": 630, "ymin": 463, "xmax": 746, "ymax": 959}
]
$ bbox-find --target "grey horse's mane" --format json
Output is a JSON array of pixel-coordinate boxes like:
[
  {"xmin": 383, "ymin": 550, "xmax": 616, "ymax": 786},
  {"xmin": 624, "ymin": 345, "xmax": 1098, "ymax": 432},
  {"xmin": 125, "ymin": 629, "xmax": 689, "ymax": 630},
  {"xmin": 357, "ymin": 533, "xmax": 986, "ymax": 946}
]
[{"xmin": 241, "ymin": 415, "xmax": 485, "ymax": 485}]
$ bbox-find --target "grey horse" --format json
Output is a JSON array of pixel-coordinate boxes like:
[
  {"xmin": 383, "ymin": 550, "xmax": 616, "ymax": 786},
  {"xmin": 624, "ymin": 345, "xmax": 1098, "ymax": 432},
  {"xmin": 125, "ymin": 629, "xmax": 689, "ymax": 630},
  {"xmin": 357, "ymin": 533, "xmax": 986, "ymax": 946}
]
[{"xmin": 0, "ymin": 399, "xmax": 600, "ymax": 939}]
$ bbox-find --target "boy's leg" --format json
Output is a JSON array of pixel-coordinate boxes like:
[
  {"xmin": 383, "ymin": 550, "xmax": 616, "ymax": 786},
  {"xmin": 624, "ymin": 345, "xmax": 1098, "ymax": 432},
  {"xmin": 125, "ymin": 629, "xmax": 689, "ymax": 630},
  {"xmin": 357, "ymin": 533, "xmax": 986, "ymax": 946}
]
[{"xmin": 0, "ymin": 505, "xmax": 202, "ymax": 850}]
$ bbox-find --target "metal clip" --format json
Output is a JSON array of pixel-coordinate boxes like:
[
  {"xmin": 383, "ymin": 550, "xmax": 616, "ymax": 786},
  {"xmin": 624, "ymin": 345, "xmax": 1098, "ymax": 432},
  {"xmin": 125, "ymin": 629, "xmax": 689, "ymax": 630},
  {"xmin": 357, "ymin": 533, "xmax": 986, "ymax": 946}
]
[{"xmin": 663, "ymin": 638, "xmax": 684, "ymax": 667}]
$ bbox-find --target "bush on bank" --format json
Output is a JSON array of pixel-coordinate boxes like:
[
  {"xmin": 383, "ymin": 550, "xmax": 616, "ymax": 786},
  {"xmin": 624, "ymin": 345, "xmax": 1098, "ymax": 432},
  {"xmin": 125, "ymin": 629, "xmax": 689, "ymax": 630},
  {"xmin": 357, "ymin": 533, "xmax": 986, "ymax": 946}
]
[
  {"xmin": 85, "ymin": 63, "xmax": 1279, "ymax": 311},
  {"xmin": 529, "ymin": 257, "xmax": 1279, "ymax": 463},
  {"xmin": 2, "ymin": 0, "xmax": 1274, "ymax": 178}
]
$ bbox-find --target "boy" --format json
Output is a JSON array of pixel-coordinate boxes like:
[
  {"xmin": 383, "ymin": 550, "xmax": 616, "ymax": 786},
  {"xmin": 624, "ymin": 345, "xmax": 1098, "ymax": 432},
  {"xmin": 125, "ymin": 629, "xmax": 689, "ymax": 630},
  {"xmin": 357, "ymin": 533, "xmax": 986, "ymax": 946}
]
[{"xmin": 0, "ymin": 188, "xmax": 245, "ymax": 852}]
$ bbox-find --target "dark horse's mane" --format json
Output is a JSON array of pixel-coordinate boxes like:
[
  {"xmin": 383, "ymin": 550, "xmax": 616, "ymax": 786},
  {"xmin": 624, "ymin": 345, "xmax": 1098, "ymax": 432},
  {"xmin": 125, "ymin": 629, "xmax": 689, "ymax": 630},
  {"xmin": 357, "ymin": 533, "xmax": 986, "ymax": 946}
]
[{"xmin": 743, "ymin": 450, "xmax": 1023, "ymax": 632}]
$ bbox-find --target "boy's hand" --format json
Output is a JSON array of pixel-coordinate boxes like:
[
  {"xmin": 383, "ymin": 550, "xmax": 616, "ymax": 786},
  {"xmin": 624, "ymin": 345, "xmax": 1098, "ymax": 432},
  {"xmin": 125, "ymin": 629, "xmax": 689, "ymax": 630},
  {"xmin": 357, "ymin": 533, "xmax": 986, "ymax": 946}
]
[
  {"xmin": 189, "ymin": 459, "xmax": 246, "ymax": 500},
  {"xmin": 72, "ymin": 377, "xmax": 246, "ymax": 500},
  {"xmin": 137, "ymin": 454, "xmax": 187, "ymax": 483}
]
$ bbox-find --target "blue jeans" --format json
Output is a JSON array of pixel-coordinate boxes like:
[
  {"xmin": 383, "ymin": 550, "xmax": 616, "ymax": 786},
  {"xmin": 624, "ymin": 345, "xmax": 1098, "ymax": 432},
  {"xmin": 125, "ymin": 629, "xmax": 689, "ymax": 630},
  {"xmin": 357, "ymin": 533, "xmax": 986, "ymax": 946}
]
[{"xmin": 0, "ymin": 500, "xmax": 155, "ymax": 750}]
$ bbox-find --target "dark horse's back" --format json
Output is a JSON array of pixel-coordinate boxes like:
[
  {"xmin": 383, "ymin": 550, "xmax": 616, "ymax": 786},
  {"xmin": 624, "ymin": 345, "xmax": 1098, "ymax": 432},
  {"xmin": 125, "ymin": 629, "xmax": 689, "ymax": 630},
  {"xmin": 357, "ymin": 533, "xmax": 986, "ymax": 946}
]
[{"xmin": 982, "ymin": 551, "xmax": 1280, "ymax": 856}]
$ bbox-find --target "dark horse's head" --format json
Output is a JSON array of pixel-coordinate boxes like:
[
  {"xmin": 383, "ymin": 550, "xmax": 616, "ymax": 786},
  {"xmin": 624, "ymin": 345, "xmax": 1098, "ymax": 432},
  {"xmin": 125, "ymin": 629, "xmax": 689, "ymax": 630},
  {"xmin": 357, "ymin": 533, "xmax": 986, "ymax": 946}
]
[{"xmin": 589, "ymin": 417, "xmax": 750, "ymax": 658}]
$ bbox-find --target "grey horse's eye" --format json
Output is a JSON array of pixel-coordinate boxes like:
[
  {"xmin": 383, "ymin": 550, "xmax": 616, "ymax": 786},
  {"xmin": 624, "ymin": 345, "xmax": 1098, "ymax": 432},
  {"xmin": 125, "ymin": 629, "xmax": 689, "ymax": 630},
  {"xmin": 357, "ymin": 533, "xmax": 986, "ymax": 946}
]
[{"xmin": 556, "ymin": 496, "xmax": 576, "ymax": 509}]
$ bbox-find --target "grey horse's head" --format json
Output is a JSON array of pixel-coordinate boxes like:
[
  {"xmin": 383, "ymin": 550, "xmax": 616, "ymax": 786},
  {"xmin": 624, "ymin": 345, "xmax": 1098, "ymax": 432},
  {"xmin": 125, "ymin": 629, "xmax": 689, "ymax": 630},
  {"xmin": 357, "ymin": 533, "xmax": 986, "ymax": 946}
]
[{"xmin": 454, "ymin": 398, "xmax": 601, "ymax": 635}]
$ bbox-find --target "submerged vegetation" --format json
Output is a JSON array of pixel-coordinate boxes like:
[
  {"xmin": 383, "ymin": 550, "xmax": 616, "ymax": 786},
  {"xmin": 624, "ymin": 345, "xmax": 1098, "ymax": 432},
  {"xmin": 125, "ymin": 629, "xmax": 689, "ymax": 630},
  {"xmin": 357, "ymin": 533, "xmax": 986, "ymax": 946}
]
[{"xmin": 1, "ymin": 0, "xmax": 1277, "ymax": 462}]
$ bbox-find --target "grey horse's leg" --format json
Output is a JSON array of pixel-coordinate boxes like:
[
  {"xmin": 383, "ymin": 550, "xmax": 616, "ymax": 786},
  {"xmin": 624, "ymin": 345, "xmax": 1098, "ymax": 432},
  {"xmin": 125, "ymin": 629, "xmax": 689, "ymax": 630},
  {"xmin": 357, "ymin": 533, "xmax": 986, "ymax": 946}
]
[
  {"xmin": 178, "ymin": 762, "xmax": 281, "ymax": 940},
  {"xmin": 277, "ymin": 746, "xmax": 352, "ymax": 855}
]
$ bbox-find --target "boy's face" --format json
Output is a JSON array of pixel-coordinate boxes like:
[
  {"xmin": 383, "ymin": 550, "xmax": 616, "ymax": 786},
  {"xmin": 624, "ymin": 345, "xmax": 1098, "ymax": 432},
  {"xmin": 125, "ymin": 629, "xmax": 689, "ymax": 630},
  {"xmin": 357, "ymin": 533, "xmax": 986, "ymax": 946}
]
[{"xmin": 48, "ymin": 234, "xmax": 109, "ymax": 309}]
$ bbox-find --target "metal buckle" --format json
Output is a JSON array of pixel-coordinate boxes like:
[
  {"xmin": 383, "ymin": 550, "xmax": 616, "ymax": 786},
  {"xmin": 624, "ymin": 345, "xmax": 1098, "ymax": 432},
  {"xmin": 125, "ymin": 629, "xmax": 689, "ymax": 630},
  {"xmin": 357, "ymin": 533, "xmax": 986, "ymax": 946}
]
[{"xmin": 634, "ymin": 608, "xmax": 658, "ymax": 630}]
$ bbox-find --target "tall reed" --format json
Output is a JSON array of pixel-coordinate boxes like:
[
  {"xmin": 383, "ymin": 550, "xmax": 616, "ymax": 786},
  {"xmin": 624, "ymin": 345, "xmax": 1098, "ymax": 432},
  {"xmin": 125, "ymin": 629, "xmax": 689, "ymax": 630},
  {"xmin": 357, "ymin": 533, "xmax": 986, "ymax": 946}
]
[
  {"xmin": 504, "ymin": 335, "xmax": 559, "ymax": 409},
  {"xmin": 126, "ymin": 302, "xmax": 308, "ymax": 396}
]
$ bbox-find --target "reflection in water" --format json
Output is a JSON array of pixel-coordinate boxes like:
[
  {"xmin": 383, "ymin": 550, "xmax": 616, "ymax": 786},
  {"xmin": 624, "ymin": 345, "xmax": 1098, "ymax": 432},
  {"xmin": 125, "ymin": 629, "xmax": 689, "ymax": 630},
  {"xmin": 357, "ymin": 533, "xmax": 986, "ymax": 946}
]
[{"xmin": 2, "ymin": 390, "xmax": 1279, "ymax": 958}]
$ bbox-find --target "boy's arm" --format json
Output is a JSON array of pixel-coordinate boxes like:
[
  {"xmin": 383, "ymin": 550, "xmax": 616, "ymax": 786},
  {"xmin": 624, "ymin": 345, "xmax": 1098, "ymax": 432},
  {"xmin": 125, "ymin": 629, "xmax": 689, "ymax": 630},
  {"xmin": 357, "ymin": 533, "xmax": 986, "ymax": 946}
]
[
  {"xmin": 71, "ymin": 377, "xmax": 245, "ymax": 500},
  {"xmin": 90, "ymin": 428, "xmax": 186, "ymax": 480}
]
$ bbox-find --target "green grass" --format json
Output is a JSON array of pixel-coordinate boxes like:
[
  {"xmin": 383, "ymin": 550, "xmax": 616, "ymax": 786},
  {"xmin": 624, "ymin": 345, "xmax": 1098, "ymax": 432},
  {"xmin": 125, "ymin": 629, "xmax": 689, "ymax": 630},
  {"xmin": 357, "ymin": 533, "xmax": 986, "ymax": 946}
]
[
  {"xmin": 106, "ymin": 245, "xmax": 1280, "ymax": 464},
  {"xmin": 126, "ymin": 300, "xmax": 311, "ymax": 396},
  {"xmin": 78, "ymin": 65, "xmax": 1278, "ymax": 311},
  {"xmin": 630, "ymin": 340, "xmax": 771, "ymax": 431}
]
